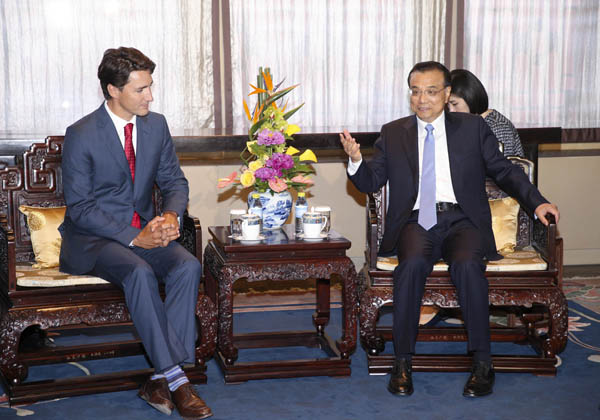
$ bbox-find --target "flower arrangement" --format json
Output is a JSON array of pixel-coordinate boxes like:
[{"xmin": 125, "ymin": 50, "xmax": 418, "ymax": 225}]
[{"xmin": 218, "ymin": 67, "xmax": 317, "ymax": 195}]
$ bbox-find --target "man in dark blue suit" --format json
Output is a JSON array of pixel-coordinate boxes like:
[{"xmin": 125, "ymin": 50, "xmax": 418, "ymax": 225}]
[
  {"xmin": 340, "ymin": 61, "xmax": 559, "ymax": 398},
  {"xmin": 59, "ymin": 47, "xmax": 212, "ymax": 419}
]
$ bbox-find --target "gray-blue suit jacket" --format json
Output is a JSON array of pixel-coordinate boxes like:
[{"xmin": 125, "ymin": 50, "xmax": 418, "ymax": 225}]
[{"xmin": 59, "ymin": 104, "xmax": 189, "ymax": 274}]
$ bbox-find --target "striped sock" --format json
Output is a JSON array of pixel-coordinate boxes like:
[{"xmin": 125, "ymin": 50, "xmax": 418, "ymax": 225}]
[
  {"xmin": 163, "ymin": 365, "xmax": 189, "ymax": 392},
  {"xmin": 150, "ymin": 373, "xmax": 166, "ymax": 381}
]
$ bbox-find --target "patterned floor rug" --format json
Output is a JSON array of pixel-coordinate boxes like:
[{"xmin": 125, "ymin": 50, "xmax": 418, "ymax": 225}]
[{"xmin": 563, "ymin": 276, "xmax": 600, "ymax": 315}]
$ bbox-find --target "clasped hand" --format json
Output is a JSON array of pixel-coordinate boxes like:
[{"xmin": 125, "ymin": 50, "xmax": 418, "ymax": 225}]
[{"xmin": 132, "ymin": 212, "xmax": 180, "ymax": 249}]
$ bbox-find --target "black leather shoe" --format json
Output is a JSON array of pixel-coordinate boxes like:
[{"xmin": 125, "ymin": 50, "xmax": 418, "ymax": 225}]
[
  {"xmin": 387, "ymin": 358, "xmax": 413, "ymax": 396},
  {"xmin": 463, "ymin": 361, "xmax": 495, "ymax": 397}
]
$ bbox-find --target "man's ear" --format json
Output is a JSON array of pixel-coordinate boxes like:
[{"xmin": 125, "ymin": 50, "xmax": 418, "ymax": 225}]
[
  {"xmin": 443, "ymin": 86, "xmax": 451, "ymax": 103},
  {"xmin": 107, "ymin": 84, "xmax": 120, "ymax": 99}
]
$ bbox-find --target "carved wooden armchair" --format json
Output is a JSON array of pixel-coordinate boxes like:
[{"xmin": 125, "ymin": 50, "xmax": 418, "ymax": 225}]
[
  {"xmin": 358, "ymin": 157, "xmax": 567, "ymax": 375},
  {"xmin": 0, "ymin": 137, "xmax": 216, "ymax": 405}
]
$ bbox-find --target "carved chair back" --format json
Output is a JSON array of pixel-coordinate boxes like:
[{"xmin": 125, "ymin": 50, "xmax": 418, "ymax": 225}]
[{"xmin": 0, "ymin": 136, "xmax": 164, "ymax": 295}]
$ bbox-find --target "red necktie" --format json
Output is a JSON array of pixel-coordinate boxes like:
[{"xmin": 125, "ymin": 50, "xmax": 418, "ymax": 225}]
[{"xmin": 124, "ymin": 123, "xmax": 141, "ymax": 229}]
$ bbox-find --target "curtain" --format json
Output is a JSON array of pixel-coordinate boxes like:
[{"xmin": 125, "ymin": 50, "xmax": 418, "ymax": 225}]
[
  {"xmin": 0, "ymin": 0, "xmax": 214, "ymax": 134},
  {"xmin": 229, "ymin": 0, "xmax": 446, "ymax": 130},
  {"xmin": 463, "ymin": 0, "xmax": 600, "ymax": 128}
]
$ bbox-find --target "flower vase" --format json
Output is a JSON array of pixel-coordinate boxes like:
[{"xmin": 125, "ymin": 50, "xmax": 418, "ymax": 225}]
[{"xmin": 248, "ymin": 190, "xmax": 292, "ymax": 230}]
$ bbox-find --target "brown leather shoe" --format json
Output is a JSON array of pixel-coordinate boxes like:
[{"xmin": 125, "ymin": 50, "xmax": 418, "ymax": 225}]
[
  {"xmin": 171, "ymin": 382, "xmax": 213, "ymax": 419},
  {"xmin": 138, "ymin": 377, "xmax": 174, "ymax": 415}
]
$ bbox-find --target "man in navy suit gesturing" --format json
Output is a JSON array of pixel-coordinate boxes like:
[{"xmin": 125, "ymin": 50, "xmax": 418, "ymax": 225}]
[
  {"xmin": 340, "ymin": 61, "xmax": 559, "ymax": 398},
  {"xmin": 59, "ymin": 47, "xmax": 212, "ymax": 419}
]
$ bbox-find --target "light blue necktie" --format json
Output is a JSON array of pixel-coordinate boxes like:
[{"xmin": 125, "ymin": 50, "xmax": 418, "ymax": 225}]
[{"xmin": 418, "ymin": 124, "xmax": 436, "ymax": 230}]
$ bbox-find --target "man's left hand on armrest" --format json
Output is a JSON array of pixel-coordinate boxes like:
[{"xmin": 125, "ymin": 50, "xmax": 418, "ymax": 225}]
[{"xmin": 534, "ymin": 203, "xmax": 560, "ymax": 226}]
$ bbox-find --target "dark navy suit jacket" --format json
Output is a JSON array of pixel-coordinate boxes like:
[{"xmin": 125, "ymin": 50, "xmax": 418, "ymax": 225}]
[
  {"xmin": 349, "ymin": 112, "xmax": 548, "ymax": 260},
  {"xmin": 59, "ymin": 104, "xmax": 189, "ymax": 274}
]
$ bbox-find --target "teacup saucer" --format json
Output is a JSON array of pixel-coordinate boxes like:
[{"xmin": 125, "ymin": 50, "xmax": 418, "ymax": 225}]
[
  {"xmin": 232, "ymin": 234, "xmax": 266, "ymax": 243},
  {"xmin": 297, "ymin": 232, "xmax": 328, "ymax": 241}
]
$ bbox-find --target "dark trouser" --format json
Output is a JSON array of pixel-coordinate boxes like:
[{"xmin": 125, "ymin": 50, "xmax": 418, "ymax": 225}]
[
  {"xmin": 392, "ymin": 207, "xmax": 490, "ymax": 358},
  {"xmin": 90, "ymin": 240, "xmax": 202, "ymax": 372}
]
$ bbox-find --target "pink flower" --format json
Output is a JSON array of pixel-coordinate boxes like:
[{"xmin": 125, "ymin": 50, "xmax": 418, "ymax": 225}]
[
  {"xmin": 268, "ymin": 178, "xmax": 288, "ymax": 192},
  {"xmin": 217, "ymin": 171, "xmax": 237, "ymax": 188},
  {"xmin": 291, "ymin": 175, "xmax": 314, "ymax": 185}
]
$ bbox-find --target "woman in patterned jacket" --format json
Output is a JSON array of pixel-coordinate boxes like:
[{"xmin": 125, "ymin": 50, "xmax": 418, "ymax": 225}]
[{"xmin": 448, "ymin": 69, "xmax": 524, "ymax": 157}]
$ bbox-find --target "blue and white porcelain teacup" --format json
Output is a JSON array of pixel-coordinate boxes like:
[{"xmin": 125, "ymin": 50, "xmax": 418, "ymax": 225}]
[{"xmin": 302, "ymin": 212, "xmax": 328, "ymax": 238}]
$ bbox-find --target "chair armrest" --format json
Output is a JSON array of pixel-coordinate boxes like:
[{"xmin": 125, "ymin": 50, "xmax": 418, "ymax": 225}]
[
  {"xmin": 0, "ymin": 221, "xmax": 16, "ymax": 310},
  {"xmin": 178, "ymin": 211, "xmax": 202, "ymax": 260},
  {"xmin": 365, "ymin": 193, "xmax": 379, "ymax": 269},
  {"xmin": 532, "ymin": 215, "xmax": 560, "ymax": 271}
]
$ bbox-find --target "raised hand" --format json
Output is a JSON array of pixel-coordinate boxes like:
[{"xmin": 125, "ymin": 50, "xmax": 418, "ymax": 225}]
[{"xmin": 339, "ymin": 129, "xmax": 362, "ymax": 163}]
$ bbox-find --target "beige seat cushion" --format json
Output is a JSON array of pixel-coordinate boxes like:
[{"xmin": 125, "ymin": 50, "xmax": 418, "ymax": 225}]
[
  {"xmin": 16, "ymin": 264, "xmax": 108, "ymax": 287},
  {"xmin": 377, "ymin": 249, "xmax": 547, "ymax": 272},
  {"xmin": 18, "ymin": 205, "xmax": 66, "ymax": 268}
]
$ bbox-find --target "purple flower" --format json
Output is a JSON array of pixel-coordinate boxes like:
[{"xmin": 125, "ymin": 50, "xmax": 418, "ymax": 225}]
[
  {"xmin": 266, "ymin": 153, "xmax": 294, "ymax": 172},
  {"xmin": 254, "ymin": 167, "xmax": 278, "ymax": 181},
  {"xmin": 257, "ymin": 129, "xmax": 285, "ymax": 146}
]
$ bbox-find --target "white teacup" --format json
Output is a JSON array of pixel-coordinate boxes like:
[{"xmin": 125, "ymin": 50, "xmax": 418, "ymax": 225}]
[
  {"xmin": 314, "ymin": 206, "xmax": 331, "ymax": 233},
  {"xmin": 302, "ymin": 212, "xmax": 328, "ymax": 238},
  {"xmin": 241, "ymin": 213, "xmax": 261, "ymax": 240}
]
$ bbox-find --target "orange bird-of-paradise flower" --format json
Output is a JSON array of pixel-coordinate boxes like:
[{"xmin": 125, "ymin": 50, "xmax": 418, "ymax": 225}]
[
  {"xmin": 217, "ymin": 171, "xmax": 237, "ymax": 188},
  {"xmin": 252, "ymin": 103, "xmax": 265, "ymax": 123},
  {"xmin": 248, "ymin": 83, "xmax": 268, "ymax": 96},
  {"xmin": 262, "ymin": 70, "xmax": 273, "ymax": 92},
  {"xmin": 243, "ymin": 99, "xmax": 252, "ymax": 121}
]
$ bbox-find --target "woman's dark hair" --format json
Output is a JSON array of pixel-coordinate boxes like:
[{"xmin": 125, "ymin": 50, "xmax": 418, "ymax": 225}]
[
  {"xmin": 98, "ymin": 47, "xmax": 156, "ymax": 100},
  {"xmin": 449, "ymin": 69, "xmax": 489, "ymax": 115},
  {"xmin": 407, "ymin": 61, "xmax": 451, "ymax": 87}
]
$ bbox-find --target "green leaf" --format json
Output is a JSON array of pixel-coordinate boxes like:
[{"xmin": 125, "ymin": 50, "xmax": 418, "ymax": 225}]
[
  {"xmin": 263, "ymin": 85, "xmax": 298, "ymax": 109},
  {"xmin": 283, "ymin": 103, "xmax": 304, "ymax": 120},
  {"xmin": 249, "ymin": 116, "xmax": 268, "ymax": 140}
]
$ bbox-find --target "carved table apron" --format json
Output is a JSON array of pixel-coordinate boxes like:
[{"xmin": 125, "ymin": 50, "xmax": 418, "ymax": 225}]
[{"xmin": 204, "ymin": 226, "xmax": 358, "ymax": 383}]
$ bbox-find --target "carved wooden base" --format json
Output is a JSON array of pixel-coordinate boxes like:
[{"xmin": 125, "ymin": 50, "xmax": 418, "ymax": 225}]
[
  {"xmin": 367, "ymin": 354, "xmax": 558, "ymax": 376},
  {"xmin": 0, "ymin": 294, "xmax": 216, "ymax": 406},
  {"xmin": 359, "ymin": 282, "xmax": 567, "ymax": 375},
  {"xmin": 204, "ymin": 240, "xmax": 358, "ymax": 382},
  {"xmin": 216, "ymin": 331, "xmax": 351, "ymax": 383}
]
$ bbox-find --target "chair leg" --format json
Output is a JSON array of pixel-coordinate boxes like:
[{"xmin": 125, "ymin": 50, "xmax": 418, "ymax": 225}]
[
  {"xmin": 359, "ymin": 287, "xmax": 392, "ymax": 355},
  {"xmin": 194, "ymin": 294, "xmax": 217, "ymax": 365},
  {"xmin": 0, "ymin": 312, "xmax": 30, "ymax": 387}
]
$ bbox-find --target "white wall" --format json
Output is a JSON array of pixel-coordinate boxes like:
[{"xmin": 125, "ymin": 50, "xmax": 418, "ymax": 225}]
[{"xmin": 538, "ymin": 145, "xmax": 600, "ymax": 265}]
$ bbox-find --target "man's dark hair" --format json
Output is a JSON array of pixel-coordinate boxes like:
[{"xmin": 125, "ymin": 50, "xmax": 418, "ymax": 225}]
[
  {"xmin": 98, "ymin": 47, "xmax": 156, "ymax": 100},
  {"xmin": 449, "ymin": 69, "xmax": 489, "ymax": 115},
  {"xmin": 407, "ymin": 61, "xmax": 451, "ymax": 87}
]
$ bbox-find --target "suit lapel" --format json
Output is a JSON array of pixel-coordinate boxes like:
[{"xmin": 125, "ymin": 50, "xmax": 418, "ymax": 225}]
[
  {"xmin": 133, "ymin": 115, "xmax": 152, "ymax": 197},
  {"xmin": 445, "ymin": 112, "xmax": 463, "ymax": 195},
  {"xmin": 401, "ymin": 116, "xmax": 419, "ymax": 194},
  {"xmin": 96, "ymin": 105, "xmax": 132, "ymax": 182}
]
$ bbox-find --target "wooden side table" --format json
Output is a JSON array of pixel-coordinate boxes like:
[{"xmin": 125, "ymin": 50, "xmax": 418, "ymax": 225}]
[{"xmin": 203, "ymin": 225, "xmax": 358, "ymax": 383}]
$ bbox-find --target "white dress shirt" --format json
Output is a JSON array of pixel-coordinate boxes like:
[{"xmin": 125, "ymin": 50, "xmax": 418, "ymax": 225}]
[
  {"xmin": 347, "ymin": 111, "xmax": 458, "ymax": 209},
  {"xmin": 104, "ymin": 101, "xmax": 137, "ymax": 152}
]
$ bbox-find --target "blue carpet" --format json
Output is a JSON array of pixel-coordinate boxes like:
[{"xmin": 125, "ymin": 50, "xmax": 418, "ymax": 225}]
[{"xmin": 1, "ymin": 301, "xmax": 599, "ymax": 419}]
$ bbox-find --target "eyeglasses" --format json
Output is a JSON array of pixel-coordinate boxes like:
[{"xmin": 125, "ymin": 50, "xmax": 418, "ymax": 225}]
[{"xmin": 409, "ymin": 87, "xmax": 447, "ymax": 97}]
